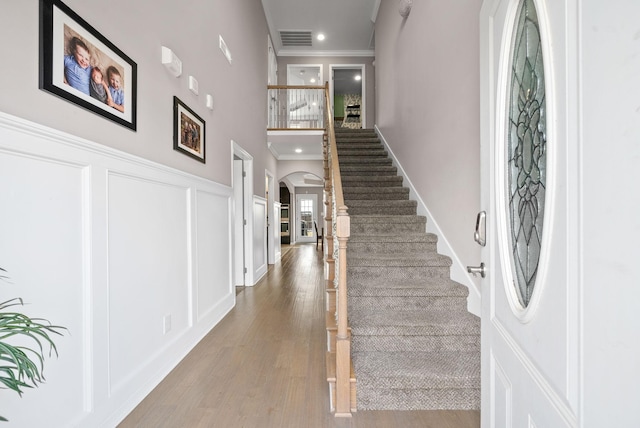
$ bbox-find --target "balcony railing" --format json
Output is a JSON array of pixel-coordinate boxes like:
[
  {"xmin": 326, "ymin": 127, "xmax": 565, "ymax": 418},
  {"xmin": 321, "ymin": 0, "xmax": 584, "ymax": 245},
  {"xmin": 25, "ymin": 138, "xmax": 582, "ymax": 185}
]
[{"xmin": 267, "ymin": 85, "xmax": 326, "ymax": 130}]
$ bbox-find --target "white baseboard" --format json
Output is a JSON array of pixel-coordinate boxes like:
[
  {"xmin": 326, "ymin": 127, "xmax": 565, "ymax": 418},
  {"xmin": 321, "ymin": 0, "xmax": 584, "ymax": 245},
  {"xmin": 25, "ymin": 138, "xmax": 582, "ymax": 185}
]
[{"xmin": 374, "ymin": 126, "xmax": 481, "ymax": 316}]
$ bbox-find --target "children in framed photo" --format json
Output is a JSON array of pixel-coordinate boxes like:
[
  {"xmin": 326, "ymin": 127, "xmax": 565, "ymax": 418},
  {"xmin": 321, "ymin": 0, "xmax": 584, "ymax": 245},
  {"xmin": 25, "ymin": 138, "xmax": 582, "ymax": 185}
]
[
  {"xmin": 39, "ymin": 0, "xmax": 137, "ymax": 130},
  {"xmin": 173, "ymin": 97, "xmax": 206, "ymax": 163}
]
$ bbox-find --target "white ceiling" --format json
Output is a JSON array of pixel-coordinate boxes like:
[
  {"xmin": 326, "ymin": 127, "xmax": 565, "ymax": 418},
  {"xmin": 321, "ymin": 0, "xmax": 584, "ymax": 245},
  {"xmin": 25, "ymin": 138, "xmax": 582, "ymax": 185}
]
[
  {"xmin": 261, "ymin": 0, "xmax": 380, "ymax": 57},
  {"xmin": 267, "ymin": 131, "xmax": 324, "ymax": 160}
]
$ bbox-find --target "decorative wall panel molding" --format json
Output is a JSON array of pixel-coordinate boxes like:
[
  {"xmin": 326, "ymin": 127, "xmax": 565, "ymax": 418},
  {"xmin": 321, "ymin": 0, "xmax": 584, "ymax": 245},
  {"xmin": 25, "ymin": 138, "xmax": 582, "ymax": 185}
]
[{"xmin": 0, "ymin": 111, "xmax": 233, "ymax": 426}]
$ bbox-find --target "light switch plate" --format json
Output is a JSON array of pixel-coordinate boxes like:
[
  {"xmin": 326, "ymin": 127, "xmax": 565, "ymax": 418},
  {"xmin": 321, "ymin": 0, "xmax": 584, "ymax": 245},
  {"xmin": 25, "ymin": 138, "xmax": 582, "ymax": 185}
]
[{"xmin": 206, "ymin": 94, "xmax": 214, "ymax": 110}]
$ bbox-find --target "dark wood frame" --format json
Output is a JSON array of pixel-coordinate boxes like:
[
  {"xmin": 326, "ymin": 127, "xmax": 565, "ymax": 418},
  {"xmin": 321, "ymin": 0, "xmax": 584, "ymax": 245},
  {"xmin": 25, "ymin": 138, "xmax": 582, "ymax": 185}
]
[
  {"xmin": 173, "ymin": 97, "xmax": 206, "ymax": 163},
  {"xmin": 39, "ymin": 0, "xmax": 137, "ymax": 130}
]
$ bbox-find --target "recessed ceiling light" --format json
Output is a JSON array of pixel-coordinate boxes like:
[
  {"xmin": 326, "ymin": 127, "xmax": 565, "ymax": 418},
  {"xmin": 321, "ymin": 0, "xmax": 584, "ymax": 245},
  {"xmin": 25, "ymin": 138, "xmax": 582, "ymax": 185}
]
[
  {"xmin": 355, "ymin": 75, "xmax": 362, "ymax": 81},
  {"xmin": 295, "ymin": 148, "xmax": 302, "ymax": 153},
  {"xmin": 310, "ymin": 78, "xmax": 316, "ymax": 83},
  {"xmin": 317, "ymin": 33, "xmax": 325, "ymax": 41}
]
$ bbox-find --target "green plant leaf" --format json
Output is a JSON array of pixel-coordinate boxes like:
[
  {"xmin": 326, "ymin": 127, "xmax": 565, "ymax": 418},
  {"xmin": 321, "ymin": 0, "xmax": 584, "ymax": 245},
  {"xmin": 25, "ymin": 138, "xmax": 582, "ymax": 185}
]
[
  {"xmin": 0, "ymin": 297, "xmax": 66, "ymax": 397},
  {"xmin": 0, "ymin": 270, "xmax": 67, "ymax": 423}
]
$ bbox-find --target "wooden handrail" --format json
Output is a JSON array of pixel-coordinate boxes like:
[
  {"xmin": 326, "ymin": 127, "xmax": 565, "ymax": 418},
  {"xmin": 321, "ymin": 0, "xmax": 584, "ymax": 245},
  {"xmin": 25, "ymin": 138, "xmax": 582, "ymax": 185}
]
[
  {"xmin": 323, "ymin": 82, "xmax": 352, "ymax": 417},
  {"xmin": 267, "ymin": 83, "xmax": 351, "ymax": 415}
]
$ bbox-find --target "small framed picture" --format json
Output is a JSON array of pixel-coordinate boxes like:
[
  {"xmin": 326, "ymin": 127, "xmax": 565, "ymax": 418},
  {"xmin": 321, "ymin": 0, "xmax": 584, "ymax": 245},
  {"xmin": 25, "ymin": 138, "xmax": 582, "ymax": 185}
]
[
  {"xmin": 39, "ymin": 0, "xmax": 137, "ymax": 130},
  {"xmin": 173, "ymin": 97, "xmax": 206, "ymax": 163}
]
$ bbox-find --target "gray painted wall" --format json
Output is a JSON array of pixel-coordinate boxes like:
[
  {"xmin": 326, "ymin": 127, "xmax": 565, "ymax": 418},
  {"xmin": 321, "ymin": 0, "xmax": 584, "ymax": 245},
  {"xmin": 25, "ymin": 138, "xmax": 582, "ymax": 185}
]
[
  {"xmin": 0, "ymin": 0, "xmax": 275, "ymax": 196},
  {"xmin": 375, "ymin": 0, "xmax": 482, "ymax": 269}
]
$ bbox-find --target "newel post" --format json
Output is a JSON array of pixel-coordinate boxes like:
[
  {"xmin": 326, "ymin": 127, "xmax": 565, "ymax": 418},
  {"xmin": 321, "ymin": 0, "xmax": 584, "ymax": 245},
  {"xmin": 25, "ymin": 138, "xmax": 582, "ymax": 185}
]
[{"xmin": 335, "ymin": 205, "xmax": 351, "ymax": 417}]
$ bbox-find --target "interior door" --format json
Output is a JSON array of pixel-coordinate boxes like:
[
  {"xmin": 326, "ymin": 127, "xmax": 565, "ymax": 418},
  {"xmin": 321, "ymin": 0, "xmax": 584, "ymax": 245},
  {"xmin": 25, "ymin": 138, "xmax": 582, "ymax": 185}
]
[{"xmin": 480, "ymin": 0, "xmax": 579, "ymax": 426}]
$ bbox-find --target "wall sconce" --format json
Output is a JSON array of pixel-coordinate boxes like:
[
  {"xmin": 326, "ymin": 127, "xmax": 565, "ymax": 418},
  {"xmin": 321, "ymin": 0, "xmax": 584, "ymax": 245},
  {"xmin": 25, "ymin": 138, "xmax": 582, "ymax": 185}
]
[
  {"xmin": 161, "ymin": 46, "xmax": 182, "ymax": 77},
  {"xmin": 398, "ymin": 0, "xmax": 413, "ymax": 19}
]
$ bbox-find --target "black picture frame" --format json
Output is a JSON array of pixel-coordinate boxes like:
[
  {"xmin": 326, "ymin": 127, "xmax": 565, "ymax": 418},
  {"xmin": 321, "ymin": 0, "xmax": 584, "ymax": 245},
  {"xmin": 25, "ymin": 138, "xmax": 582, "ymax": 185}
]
[
  {"xmin": 39, "ymin": 0, "xmax": 137, "ymax": 131},
  {"xmin": 173, "ymin": 97, "xmax": 206, "ymax": 163}
]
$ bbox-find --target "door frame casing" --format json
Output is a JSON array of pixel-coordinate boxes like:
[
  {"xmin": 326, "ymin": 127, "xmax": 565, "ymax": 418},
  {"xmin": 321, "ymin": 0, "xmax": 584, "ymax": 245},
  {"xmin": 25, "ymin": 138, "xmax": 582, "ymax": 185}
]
[
  {"xmin": 231, "ymin": 140, "xmax": 256, "ymax": 285},
  {"xmin": 265, "ymin": 169, "xmax": 277, "ymax": 264}
]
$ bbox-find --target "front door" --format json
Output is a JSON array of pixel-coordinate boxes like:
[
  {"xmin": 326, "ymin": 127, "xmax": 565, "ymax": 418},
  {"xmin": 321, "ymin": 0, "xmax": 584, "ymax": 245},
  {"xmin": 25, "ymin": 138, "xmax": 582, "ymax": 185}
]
[{"xmin": 480, "ymin": 0, "xmax": 579, "ymax": 426}]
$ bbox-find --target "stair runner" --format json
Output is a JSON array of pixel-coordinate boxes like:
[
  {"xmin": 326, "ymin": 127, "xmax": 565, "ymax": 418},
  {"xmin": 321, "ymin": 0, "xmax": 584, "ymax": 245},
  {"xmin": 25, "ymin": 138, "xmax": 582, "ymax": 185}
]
[{"xmin": 335, "ymin": 128, "xmax": 481, "ymax": 410}]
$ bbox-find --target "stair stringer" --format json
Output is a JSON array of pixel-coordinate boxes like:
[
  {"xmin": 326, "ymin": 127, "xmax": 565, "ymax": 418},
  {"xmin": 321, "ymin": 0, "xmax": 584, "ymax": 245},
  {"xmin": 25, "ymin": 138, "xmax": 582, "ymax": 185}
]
[{"xmin": 373, "ymin": 125, "xmax": 481, "ymax": 316}]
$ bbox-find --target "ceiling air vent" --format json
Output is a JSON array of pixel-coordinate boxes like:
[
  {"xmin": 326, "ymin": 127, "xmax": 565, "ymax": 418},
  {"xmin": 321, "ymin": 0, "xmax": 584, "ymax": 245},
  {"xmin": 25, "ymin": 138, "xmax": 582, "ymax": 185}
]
[{"xmin": 279, "ymin": 30, "xmax": 312, "ymax": 47}]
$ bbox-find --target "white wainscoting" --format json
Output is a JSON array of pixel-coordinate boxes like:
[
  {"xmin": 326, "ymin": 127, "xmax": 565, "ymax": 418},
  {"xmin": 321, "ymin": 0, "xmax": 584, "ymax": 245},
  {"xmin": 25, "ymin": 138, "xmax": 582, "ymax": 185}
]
[{"xmin": 0, "ymin": 112, "xmax": 234, "ymax": 426}]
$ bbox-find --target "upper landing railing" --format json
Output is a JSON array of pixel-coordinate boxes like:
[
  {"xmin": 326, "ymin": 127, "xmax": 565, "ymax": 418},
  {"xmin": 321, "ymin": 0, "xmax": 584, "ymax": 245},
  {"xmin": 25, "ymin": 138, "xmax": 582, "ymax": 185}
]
[{"xmin": 267, "ymin": 85, "xmax": 326, "ymax": 130}]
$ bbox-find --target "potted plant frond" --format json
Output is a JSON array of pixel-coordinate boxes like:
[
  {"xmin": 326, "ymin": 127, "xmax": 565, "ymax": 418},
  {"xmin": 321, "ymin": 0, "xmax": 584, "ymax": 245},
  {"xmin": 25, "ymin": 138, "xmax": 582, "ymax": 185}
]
[{"xmin": 0, "ymin": 267, "xmax": 66, "ymax": 422}]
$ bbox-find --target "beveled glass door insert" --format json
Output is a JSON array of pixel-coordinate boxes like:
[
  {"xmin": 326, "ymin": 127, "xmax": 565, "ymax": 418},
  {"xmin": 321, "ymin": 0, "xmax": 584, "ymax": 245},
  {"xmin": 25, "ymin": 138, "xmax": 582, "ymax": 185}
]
[{"xmin": 507, "ymin": 0, "xmax": 547, "ymax": 307}]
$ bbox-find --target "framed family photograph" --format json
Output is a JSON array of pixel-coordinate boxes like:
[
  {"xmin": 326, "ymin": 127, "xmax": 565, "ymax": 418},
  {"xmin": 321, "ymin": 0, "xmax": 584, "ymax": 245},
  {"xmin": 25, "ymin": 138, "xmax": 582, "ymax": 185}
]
[
  {"xmin": 173, "ymin": 97, "xmax": 206, "ymax": 163},
  {"xmin": 39, "ymin": 0, "xmax": 137, "ymax": 130}
]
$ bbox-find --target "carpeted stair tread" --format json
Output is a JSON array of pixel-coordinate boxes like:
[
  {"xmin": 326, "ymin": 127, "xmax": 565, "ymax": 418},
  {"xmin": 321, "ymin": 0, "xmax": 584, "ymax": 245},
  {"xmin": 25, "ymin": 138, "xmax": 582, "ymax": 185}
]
[
  {"xmin": 348, "ymin": 277, "xmax": 468, "ymax": 296},
  {"xmin": 350, "ymin": 296, "xmax": 468, "ymax": 312},
  {"xmin": 340, "ymin": 165, "xmax": 397, "ymax": 174},
  {"xmin": 338, "ymin": 148, "xmax": 385, "ymax": 156},
  {"xmin": 348, "ymin": 251, "xmax": 451, "ymax": 268},
  {"xmin": 335, "ymin": 130, "xmax": 378, "ymax": 135},
  {"xmin": 339, "ymin": 156, "xmax": 393, "ymax": 165},
  {"xmin": 342, "ymin": 177, "xmax": 403, "ymax": 187},
  {"xmin": 347, "ymin": 200, "xmax": 417, "ymax": 208},
  {"xmin": 352, "ymin": 334, "xmax": 480, "ymax": 353},
  {"xmin": 350, "ymin": 214, "xmax": 426, "ymax": 222},
  {"xmin": 353, "ymin": 351, "xmax": 480, "ymax": 389},
  {"xmin": 349, "ymin": 309, "xmax": 480, "ymax": 336},
  {"xmin": 344, "ymin": 186, "xmax": 410, "ymax": 195},
  {"xmin": 348, "ymin": 203, "xmax": 417, "ymax": 216},
  {"xmin": 350, "ymin": 215, "xmax": 427, "ymax": 234},
  {"xmin": 349, "ymin": 233, "xmax": 438, "ymax": 244},
  {"xmin": 336, "ymin": 139, "xmax": 381, "ymax": 145},
  {"xmin": 335, "ymin": 132, "xmax": 377, "ymax": 139},
  {"xmin": 337, "ymin": 143, "xmax": 383, "ymax": 150},
  {"xmin": 356, "ymin": 388, "xmax": 480, "ymax": 411},
  {"xmin": 338, "ymin": 148, "xmax": 387, "ymax": 156}
]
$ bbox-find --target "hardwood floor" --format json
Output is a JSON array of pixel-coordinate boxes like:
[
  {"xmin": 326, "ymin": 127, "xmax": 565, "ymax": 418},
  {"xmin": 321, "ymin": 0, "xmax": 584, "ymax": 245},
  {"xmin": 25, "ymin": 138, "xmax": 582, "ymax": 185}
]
[{"xmin": 118, "ymin": 244, "xmax": 480, "ymax": 428}]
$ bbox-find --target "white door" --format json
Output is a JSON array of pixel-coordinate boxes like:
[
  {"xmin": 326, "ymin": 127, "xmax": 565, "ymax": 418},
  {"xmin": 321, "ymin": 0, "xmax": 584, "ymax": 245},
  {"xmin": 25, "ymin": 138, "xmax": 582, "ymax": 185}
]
[
  {"xmin": 296, "ymin": 194, "xmax": 317, "ymax": 243},
  {"xmin": 480, "ymin": 0, "xmax": 579, "ymax": 426},
  {"xmin": 265, "ymin": 171, "xmax": 276, "ymax": 264},
  {"xmin": 233, "ymin": 158, "xmax": 245, "ymax": 286}
]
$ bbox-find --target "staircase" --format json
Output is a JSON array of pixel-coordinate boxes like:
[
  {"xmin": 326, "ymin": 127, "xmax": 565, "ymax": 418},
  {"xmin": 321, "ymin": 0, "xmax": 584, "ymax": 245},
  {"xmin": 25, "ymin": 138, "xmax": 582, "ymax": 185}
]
[{"xmin": 335, "ymin": 127, "xmax": 481, "ymax": 411}]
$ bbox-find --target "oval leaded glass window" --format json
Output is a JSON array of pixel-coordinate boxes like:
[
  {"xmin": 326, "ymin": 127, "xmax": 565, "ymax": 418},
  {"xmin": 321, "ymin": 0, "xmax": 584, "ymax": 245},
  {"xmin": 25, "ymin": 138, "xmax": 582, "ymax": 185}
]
[{"xmin": 507, "ymin": 0, "xmax": 546, "ymax": 307}]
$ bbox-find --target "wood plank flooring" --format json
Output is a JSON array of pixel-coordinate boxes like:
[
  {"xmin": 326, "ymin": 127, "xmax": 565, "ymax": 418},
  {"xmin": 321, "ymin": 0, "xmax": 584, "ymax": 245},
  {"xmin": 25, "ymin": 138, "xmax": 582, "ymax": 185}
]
[{"xmin": 118, "ymin": 244, "xmax": 480, "ymax": 428}]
